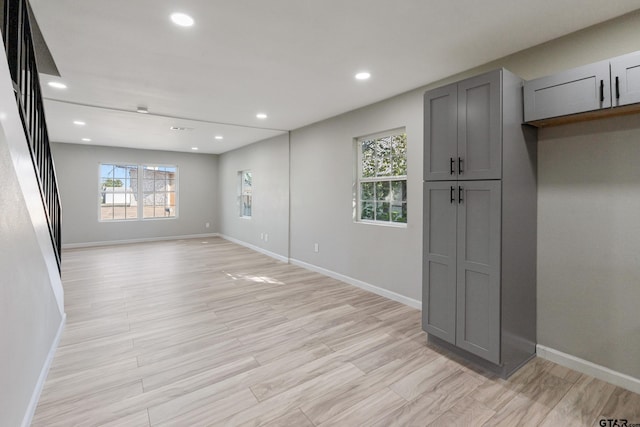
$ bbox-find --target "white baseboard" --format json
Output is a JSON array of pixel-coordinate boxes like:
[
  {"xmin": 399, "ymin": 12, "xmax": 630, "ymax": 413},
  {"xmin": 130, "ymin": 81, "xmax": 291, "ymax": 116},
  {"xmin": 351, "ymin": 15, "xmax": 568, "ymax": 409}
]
[
  {"xmin": 217, "ymin": 236, "xmax": 420, "ymax": 309},
  {"xmin": 218, "ymin": 234, "xmax": 289, "ymax": 263},
  {"xmin": 289, "ymin": 258, "xmax": 421, "ymax": 310},
  {"xmin": 537, "ymin": 344, "xmax": 640, "ymax": 395},
  {"xmin": 22, "ymin": 313, "xmax": 66, "ymax": 427},
  {"xmin": 63, "ymin": 233, "xmax": 220, "ymax": 249}
]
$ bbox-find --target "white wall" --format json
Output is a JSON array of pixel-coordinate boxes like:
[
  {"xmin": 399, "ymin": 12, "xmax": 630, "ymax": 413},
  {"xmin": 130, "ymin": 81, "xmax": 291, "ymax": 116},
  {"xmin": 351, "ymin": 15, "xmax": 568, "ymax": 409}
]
[
  {"xmin": 218, "ymin": 134, "xmax": 290, "ymax": 259},
  {"xmin": 0, "ymin": 130, "xmax": 64, "ymax": 427},
  {"xmin": 0, "ymin": 120, "xmax": 64, "ymax": 427},
  {"xmin": 0, "ymin": 54, "xmax": 64, "ymax": 426},
  {"xmin": 51, "ymin": 143, "xmax": 219, "ymax": 246}
]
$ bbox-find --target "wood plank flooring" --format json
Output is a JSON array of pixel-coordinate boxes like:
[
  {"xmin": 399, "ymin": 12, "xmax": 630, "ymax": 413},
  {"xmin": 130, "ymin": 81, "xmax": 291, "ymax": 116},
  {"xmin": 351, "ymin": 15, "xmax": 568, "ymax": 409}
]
[{"xmin": 33, "ymin": 237, "xmax": 640, "ymax": 426}]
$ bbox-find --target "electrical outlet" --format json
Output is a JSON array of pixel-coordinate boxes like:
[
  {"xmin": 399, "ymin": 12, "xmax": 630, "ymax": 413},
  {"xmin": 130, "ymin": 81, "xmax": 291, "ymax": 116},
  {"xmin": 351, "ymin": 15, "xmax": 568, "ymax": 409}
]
[
  {"xmin": 314, "ymin": 243, "xmax": 319, "ymax": 253},
  {"xmin": 205, "ymin": 222, "xmax": 210, "ymax": 228},
  {"xmin": 260, "ymin": 233, "xmax": 264, "ymax": 240},
  {"xmin": 264, "ymin": 233, "xmax": 268, "ymax": 242}
]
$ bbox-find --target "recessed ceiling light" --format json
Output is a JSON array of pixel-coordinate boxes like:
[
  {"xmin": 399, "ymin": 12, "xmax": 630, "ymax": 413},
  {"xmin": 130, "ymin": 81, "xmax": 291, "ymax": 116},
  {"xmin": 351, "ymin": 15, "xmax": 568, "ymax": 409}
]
[
  {"xmin": 81, "ymin": 138, "xmax": 92, "ymax": 142},
  {"xmin": 171, "ymin": 13, "xmax": 194, "ymax": 27},
  {"xmin": 137, "ymin": 106, "xmax": 149, "ymax": 114},
  {"xmin": 214, "ymin": 135, "xmax": 223, "ymax": 140},
  {"xmin": 48, "ymin": 81, "xmax": 67, "ymax": 89},
  {"xmin": 73, "ymin": 120, "xmax": 86, "ymax": 126},
  {"xmin": 355, "ymin": 72, "xmax": 371, "ymax": 80},
  {"xmin": 256, "ymin": 113, "xmax": 267, "ymax": 119},
  {"xmin": 170, "ymin": 126, "xmax": 191, "ymax": 131},
  {"xmin": 191, "ymin": 147, "xmax": 199, "ymax": 151}
]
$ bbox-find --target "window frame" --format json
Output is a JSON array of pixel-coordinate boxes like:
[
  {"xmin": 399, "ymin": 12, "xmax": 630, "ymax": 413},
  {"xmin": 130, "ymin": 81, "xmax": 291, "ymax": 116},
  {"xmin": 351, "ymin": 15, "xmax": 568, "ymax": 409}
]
[
  {"xmin": 355, "ymin": 129, "xmax": 407, "ymax": 227},
  {"xmin": 141, "ymin": 164, "xmax": 179, "ymax": 220},
  {"xmin": 238, "ymin": 170, "xmax": 252, "ymax": 219},
  {"xmin": 98, "ymin": 162, "xmax": 179, "ymax": 222},
  {"xmin": 98, "ymin": 163, "xmax": 139, "ymax": 222}
]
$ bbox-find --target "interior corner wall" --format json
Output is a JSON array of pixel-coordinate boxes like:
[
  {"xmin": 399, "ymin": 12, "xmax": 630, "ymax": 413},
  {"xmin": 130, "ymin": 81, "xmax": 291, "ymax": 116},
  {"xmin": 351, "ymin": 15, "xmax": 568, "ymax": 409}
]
[
  {"xmin": 0, "ymin": 127, "xmax": 63, "ymax": 427},
  {"xmin": 217, "ymin": 133, "xmax": 290, "ymax": 259},
  {"xmin": 51, "ymin": 143, "xmax": 219, "ymax": 246}
]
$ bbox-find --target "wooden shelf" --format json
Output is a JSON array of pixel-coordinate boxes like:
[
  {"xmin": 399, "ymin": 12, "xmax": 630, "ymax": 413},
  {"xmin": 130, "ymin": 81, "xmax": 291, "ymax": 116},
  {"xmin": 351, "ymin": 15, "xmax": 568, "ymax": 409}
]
[{"xmin": 525, "ymin": 102, "xmax": 640, "ymax": 128}]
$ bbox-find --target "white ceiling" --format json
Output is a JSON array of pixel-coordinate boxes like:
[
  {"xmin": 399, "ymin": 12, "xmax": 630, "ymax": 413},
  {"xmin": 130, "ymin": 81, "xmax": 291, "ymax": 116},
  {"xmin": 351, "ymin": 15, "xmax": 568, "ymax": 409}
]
[{"xmin": 30, "ymin": 1, "xmax": 640, "ymax": 154}]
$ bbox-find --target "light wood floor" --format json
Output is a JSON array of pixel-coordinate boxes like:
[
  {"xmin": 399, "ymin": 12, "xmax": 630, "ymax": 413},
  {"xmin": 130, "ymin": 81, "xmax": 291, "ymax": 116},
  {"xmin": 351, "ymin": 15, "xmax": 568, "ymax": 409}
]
[{"xmin": 33, "ymin": 237, "xmax": 640, "ymax": 426}]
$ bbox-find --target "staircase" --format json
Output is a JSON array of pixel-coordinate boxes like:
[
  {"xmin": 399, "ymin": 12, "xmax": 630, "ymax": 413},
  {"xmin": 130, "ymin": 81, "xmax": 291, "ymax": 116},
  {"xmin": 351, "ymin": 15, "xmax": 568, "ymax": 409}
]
[{"xmin": 1, "ymin": 0, "xmax": 61, "ymax": 270}]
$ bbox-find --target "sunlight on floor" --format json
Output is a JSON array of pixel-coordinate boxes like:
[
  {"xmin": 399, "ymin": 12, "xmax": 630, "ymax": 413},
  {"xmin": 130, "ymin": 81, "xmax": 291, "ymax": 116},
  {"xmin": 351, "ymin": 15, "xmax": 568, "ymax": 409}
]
[{"xmin": 223, "ymin": 271, "xmax": 284, "ymax": 285}]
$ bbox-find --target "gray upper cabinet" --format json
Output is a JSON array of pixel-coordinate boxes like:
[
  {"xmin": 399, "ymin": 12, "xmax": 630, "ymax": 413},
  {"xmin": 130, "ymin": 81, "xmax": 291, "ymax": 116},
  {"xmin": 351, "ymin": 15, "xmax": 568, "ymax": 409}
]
[
  {"xmin": 424, "ymin": 84, "xmax": 457, "ymax": 181},
  {"xmin": 424, "ymin": 70, "xmax": 501, "ymax": 181},
  {"xmin": 611, "ymin": 51, "xmax": 640, "ymax": 107},
  {"xmin": 458, "ymin": 72, "xmax": 502, "ymax": 180},
  {"xmin": 524, "ymin": 50, "xmax": 640, "ymax": 126},
  {"xmin": 524, "ymin": 60, "xmax": 611, "ymax": 123}
]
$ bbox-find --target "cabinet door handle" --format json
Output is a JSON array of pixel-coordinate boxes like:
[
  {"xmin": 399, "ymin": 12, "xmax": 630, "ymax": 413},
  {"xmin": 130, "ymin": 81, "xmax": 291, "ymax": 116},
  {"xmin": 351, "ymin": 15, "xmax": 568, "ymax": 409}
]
[
  {"xmin": 450, "ymin": 186, "xmax": 455, "ymax": 204},
  {"xmin": 458, "ymin": 186, "xmax": 464, "ymax": 203},
  {"xmin": 450, "ymin": 157, "xmax": 455, "ymax": 175},
  {"xmin": 600, "ymin": 80, "xmax": 605, "ymax": 103},
  {"xmin": 616, "ymin": 76, "xmax": 620, "ymax": 100},
  {"xmin": 458, "ymin": 157, "xmax": 464, "ymax": 175}
]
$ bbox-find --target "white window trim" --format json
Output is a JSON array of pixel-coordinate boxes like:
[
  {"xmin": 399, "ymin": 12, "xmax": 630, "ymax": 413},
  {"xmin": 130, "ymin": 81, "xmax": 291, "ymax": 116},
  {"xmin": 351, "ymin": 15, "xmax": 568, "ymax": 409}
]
[
  {"xmin": 98, "ymin": 162, "xmax": 179, "ymax": 222},
  {"xmin": 355, "ymin": 129, "xmax": 407, "ymax": 227}
]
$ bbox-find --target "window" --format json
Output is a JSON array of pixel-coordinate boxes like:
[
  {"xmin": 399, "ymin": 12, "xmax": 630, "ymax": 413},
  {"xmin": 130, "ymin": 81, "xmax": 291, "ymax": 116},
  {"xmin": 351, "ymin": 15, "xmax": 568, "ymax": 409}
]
[
  {"xmin": 142, "ymin": 165, "xmax": 177, "ymax": 218},
  {"xmin": 99, "ymin": 163, "xmax": 178, "ymax": 221},
  {"xmin": 100, "ymin": 164, "xmax": 138, "ymax": 220},
  {"xmin": 239, "ymin": 170, "xmax": 252, "ymax": 218},
  {"xmin": 357, "ymin": 130, "xmax": 407, "ymax": 224}
]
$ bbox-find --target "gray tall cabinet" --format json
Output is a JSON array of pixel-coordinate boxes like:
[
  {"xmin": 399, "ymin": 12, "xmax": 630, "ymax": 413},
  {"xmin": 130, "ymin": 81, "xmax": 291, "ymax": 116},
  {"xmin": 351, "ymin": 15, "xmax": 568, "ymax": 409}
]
[{"xmin": 422, "ymin": 69, "xmax": 537, "ymax": 377}]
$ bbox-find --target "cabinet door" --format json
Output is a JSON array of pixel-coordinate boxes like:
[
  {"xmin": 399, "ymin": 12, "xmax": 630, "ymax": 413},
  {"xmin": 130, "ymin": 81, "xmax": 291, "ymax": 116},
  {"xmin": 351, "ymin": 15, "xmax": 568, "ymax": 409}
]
[
  {"xmin": 424, "ymin": 84, "xmax": 457, "ymax": 181},
  {"xmin": 611, "ymin": 51, "xmax": 640, "ymax": 107},
  {"xmin": 524, "ymin": 60, "xmax": 611, "ymax": 122},
  {"xmin": 456, "ymin": 181, "xmax": 501, "ymax": 364},
  {"xmin": 423, "ymin": 181, "xmax": 457, "ymax": 344},
  {"xmin": 458, "ymin": 70, "xmax": 502, "ymax": 180}
]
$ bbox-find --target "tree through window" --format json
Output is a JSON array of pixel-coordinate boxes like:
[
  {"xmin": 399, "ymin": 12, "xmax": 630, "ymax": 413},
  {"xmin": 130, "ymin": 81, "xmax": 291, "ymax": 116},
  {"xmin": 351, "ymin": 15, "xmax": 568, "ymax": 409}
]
[
  {"xmin": 239, "ymin": 170, "xmax": 252, "ymax": 218},
  {"xmin": 357, "ymin": 130, "xmax": 407, "ymax": 224}
]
